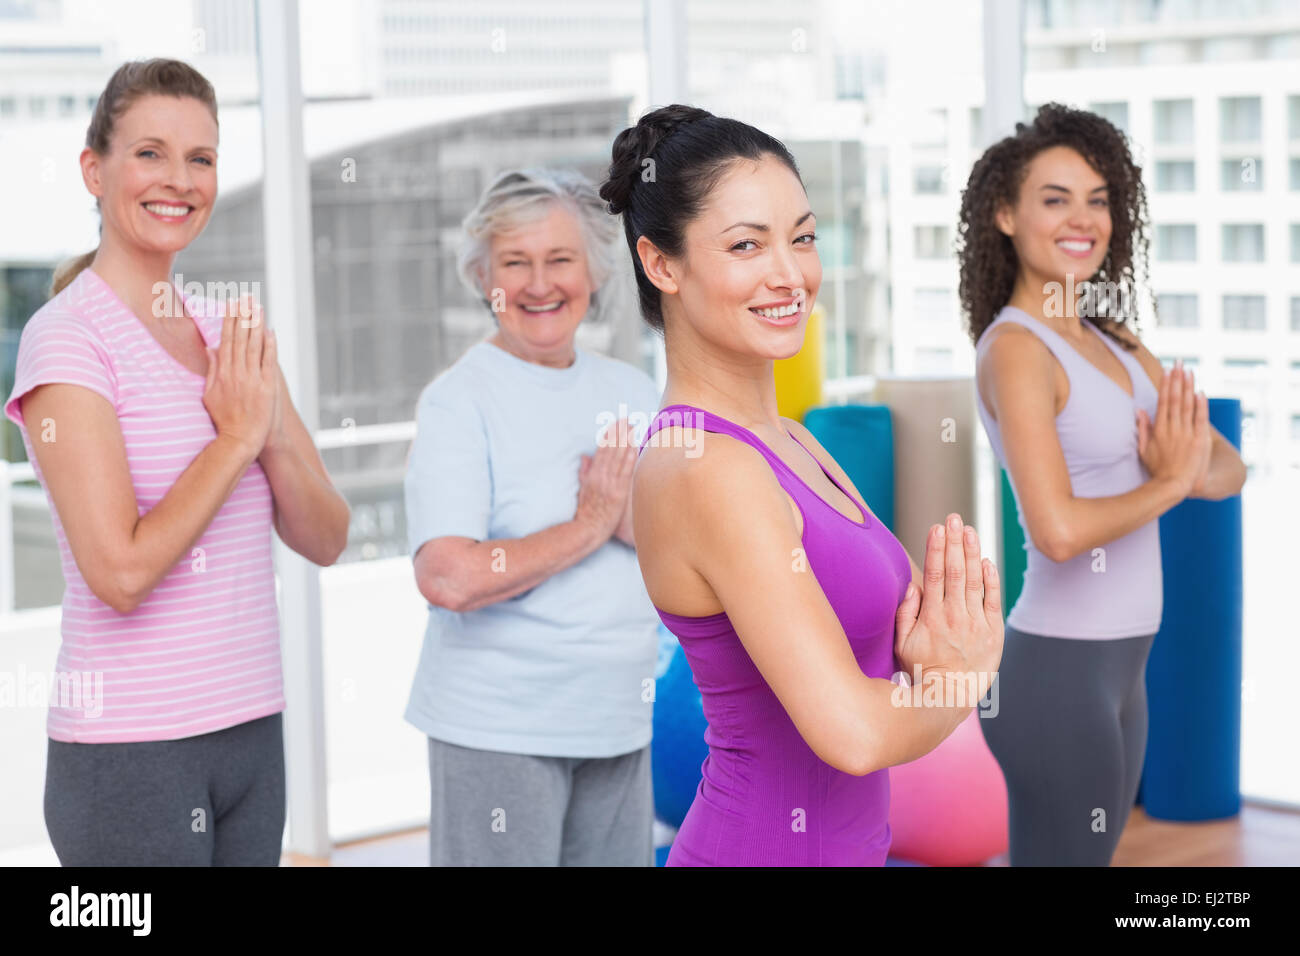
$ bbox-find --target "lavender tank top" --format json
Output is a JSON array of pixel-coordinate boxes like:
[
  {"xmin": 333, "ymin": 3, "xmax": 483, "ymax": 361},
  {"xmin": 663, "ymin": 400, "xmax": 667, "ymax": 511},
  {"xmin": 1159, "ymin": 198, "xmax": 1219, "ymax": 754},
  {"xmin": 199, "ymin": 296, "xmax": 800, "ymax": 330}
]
[
  {"xmin": 974, "ymin": 306, "xmax": 1162, "ymax": 639},
  {"xmin": 638, "ymin": 403, "xmax": 913, "ymax": 866}
]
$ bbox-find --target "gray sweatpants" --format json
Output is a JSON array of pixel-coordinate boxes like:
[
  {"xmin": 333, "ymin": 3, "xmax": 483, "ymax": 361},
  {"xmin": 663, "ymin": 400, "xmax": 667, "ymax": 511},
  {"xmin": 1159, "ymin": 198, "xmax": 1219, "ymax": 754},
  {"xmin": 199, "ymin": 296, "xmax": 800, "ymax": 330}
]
[
  {"xmin": 43, "ymin": 712, "xmax": 285, "ymax": 866},
  {"xmin": 978, "ymin": 624, "xmax": 1155, "ymax": 866},
  {"xmin": 426, "ymin": 737, "xmax": 653, "ymax": 866}
]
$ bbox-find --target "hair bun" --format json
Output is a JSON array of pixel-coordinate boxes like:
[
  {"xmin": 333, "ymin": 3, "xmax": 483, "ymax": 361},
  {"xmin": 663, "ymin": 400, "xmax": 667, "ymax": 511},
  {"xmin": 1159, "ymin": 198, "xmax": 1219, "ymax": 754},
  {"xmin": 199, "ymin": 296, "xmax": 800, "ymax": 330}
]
[{"xmin": 600, "ymin": 104, "xmax": 712, "ymax": 215}]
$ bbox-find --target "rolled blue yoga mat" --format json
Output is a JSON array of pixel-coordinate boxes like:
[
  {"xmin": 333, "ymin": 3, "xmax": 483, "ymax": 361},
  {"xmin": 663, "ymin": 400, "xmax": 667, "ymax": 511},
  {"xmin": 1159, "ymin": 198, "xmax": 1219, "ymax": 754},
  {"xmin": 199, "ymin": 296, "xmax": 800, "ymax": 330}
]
[
  {"xmin": 802, "ymin": 405, "xmax": 895, "ymax": 532},
  {"xmin": 1140, "ymin": 397, "xmax": 1243, "ymax": 820}
]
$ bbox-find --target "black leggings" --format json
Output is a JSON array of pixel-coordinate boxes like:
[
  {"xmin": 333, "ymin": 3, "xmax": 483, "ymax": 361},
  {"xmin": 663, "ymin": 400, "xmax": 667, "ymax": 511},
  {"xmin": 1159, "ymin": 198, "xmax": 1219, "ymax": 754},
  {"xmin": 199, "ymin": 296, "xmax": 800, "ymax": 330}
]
[
  {"xmin": 44, "ymin": 712, "xmax": 285, "ymax": 866},
  {"xmin": 979, "ymin": 625, "xmax": 1154, "ymax": 866}
]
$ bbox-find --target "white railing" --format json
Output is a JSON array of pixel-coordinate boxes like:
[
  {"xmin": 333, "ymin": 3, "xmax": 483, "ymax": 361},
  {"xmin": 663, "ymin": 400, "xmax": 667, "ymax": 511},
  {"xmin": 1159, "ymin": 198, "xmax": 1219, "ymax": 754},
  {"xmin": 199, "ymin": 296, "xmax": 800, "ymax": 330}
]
[
  {"xmin": 0, "ymin": 424, "xmax": 419, "ymax": 616},
  {"xmin": 1, "ymin": 379, "xmax": 892, "ymax": 616},
  {"xmin": 0, "ymin": 458, "xmax": 35, "ymax": 614}
]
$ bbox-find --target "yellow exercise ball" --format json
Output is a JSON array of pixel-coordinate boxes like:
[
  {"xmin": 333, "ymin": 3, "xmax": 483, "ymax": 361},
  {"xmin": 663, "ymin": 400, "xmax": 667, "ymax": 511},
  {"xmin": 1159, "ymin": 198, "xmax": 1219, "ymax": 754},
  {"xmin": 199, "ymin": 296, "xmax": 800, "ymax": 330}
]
[{"xmin": 773, "ymin": 301, "xmax": 825, "ymax": 424}]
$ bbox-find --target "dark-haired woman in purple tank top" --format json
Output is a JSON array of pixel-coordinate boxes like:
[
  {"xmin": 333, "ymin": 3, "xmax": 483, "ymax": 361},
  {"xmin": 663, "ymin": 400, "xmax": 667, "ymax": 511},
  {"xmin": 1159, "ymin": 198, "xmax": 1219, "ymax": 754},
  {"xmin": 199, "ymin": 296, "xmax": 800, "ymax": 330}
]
[{"xmin": 599, "ymin": 105, "xmax": 1005, "ymax": 866}]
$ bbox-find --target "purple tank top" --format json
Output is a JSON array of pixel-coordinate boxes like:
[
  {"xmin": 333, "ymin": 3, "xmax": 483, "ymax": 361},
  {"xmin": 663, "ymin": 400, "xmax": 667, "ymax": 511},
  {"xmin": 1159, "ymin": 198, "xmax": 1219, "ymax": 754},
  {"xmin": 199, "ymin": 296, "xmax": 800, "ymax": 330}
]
[{"xmin": 639, "ymin": 403, "xmax": 913, "ymax": 866}]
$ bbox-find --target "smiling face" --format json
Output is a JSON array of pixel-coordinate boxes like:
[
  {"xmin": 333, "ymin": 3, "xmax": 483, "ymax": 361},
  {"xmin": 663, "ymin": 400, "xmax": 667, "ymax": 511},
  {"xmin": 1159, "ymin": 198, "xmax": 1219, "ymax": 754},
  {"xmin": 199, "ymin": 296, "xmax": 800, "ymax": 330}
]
[
  {"xmin": 81, "ymin": 93, "xmax": 218, "ymax": 261},
  {"xmin": 995, "ymin": 145, "xmax": 1112, "ymax": 291},
  {"xmin": 482, "ymin": 202, "xmax": 593, "ymax": 367},
  {"xmin": 640, "ymin": 155, "xmax": 821, "ymax": 359}
]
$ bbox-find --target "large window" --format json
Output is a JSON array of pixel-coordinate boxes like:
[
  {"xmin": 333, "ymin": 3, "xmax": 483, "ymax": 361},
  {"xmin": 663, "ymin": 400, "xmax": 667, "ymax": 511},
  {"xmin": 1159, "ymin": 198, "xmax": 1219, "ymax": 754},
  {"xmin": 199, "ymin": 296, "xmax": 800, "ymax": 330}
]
[
  {"xmin": 1040, "ymin": 0, "xmax": 1300, "ymax": 815},
  {"xmin": 0, "ymin": 0, "xmax": 270, "ymax": 862}
]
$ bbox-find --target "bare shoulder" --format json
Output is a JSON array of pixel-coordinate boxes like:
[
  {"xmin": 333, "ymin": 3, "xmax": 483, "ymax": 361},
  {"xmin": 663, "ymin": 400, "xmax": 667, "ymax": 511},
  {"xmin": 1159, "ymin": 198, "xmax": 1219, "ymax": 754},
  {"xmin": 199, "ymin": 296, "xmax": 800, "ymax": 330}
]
[
  {"xmin": 1097, "ymin": 318, "xmax": 1164, "ymax": 390},
  {"xmin": 980, "ymin": 320, "xmax": 1046, "ymax": 360},
  {"xmin": 636, "ymin": 423, "xmax": 791, "ymax": 521},
  {"xmin": 634, "ymin": 423, "xmax": 800, "ymax": 612},
  {"xmin": 977, "ymin": 321, "xmax": 1064, "ymax": 422},
  {"xmin": 979, "ymin": 322, "xmax": 1057, "ymax": 382}
]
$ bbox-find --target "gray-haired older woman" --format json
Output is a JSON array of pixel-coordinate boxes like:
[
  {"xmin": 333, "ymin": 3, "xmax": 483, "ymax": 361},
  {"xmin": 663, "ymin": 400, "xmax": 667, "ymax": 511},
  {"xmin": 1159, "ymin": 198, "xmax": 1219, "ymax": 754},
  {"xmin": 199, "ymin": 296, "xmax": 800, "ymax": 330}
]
[{"xmin": 402, "ymin": 168, "xmax": 663, "ymax": 866}]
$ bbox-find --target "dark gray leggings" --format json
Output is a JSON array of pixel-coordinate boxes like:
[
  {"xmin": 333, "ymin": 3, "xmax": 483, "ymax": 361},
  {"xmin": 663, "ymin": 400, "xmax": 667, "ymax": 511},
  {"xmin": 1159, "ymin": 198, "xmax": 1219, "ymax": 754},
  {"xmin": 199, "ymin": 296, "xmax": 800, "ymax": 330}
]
[
  {"xmin": 44, "ymin": 712, "xmax": 285, "ymax": 866},
  {"xmin": 978, "ymin": 625, "xmax": 1155, "ymax": 866}
]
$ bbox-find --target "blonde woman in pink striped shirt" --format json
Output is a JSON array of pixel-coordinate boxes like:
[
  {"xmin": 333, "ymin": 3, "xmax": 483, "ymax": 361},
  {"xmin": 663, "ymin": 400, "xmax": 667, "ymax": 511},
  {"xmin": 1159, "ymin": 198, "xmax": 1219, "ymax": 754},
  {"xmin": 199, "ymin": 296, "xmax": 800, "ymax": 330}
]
[{"xmin": 3, "ymin": 59, "xmax": 349, "ymax": 865}]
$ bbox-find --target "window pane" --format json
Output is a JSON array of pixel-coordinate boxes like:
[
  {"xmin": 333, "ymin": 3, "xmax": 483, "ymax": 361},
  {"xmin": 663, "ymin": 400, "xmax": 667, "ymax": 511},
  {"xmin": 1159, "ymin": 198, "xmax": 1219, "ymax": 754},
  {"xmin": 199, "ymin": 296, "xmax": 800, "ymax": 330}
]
[
  {"xmin": 1219, "ymin": 95, "xmax": 1262, "ymax": 141},
  {"xmin": 1221, "ymin": 157, "xmax": 1263, "ymax": 191},
  {"xmin": 1156, "ymin": 223, "xmax": 1197, "ymax": 261},
  {"xmin": 913, "ymin": 165, "xmax": 946, "ymax": 194},
  {"xmin": 1155, "ymin": 160, "xmax": 1195, "ymax": 191},
  {"xmin": 1153, "ymin": 97, "xmax": 1194, "ymax": 143},
  {"xmin": 1221, "ymin": 224, "xmax": 1265, "ymax": 262},
  {"xmin": 1089, "ymin": 100, "xmax": 1128, "ymax": 134},
  {"xmin": 914, "ymin": 225, "xmax": 951, "ymax": 259},
  {"xmin": 1156, "ymin": 293, "xmax": 1198, "ymax": 328},
  {"xmin": 1222, "ymin": 294, "xmax": 1266, "ymax": 330},
  {"xmin": 915, "ymin": 287, "xmax": 954, "ymax": 324}
]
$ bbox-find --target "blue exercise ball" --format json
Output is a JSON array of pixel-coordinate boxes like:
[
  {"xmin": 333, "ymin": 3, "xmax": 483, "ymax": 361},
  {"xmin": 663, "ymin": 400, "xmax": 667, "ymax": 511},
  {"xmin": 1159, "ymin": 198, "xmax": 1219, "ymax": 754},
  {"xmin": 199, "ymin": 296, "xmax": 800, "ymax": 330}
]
[{"xmin": 651, "ymin": 625, "xmax": 709, "ymax": 829}]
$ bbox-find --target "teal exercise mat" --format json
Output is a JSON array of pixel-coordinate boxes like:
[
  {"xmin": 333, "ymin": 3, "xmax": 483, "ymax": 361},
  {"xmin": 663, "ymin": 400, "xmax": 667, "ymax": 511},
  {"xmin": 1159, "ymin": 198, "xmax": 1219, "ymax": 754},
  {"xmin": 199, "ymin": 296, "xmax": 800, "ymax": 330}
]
[
  {"xmin": 802, "ymin": 404, "xmax": 895, "ymax": 532},
  {"xmin": 998, "ymin": 468, "xmax": 1026, "ymax": 615}
]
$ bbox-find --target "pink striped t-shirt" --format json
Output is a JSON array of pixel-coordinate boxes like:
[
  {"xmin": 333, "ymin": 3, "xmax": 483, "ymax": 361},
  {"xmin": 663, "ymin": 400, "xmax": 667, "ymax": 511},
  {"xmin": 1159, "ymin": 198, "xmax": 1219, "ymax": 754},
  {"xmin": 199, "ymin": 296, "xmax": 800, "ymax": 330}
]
[{"xmin": 3, "ymin": 266, "xmax": 285, "ymax": 743}]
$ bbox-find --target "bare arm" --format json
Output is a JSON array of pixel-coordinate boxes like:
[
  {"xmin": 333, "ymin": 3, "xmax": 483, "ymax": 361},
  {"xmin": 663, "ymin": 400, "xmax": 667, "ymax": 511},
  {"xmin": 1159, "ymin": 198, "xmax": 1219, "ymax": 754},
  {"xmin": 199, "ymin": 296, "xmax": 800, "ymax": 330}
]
[
  {"xmin": 413, "ymin": 519, "xmax": 605, "ymax": 613},
  {"xmin": 21, "ymin": 383, "xmax": 258, "ymax": 613},
  {"xmin": 649, "ymin": 434, "xmax": 997, "ymax": 777},
  {"xmin": 1102, "ymin": 319, "xmax": 1242, "ymax": 504},
  {"xmin": 258, "ymin": 359, "xmax": 350, "ymax": 566},
  {"xmin": 778, "ymin": 419, "xmax": 1004, "ymax": 766},
  {"xmin": 1189, "ymin": 430, "xmax": 1247, "ymax": 500},
  {"xmin": 1106, "ymin": 319, "xmax": 1245, "ymax": 502},
  {"xmin": 981, "ymin": 330, "xmax": 1189, "ymax": 563},
  {"xmin": 411, "ymin": 412, "xmax": 633, "ymax": 612}
]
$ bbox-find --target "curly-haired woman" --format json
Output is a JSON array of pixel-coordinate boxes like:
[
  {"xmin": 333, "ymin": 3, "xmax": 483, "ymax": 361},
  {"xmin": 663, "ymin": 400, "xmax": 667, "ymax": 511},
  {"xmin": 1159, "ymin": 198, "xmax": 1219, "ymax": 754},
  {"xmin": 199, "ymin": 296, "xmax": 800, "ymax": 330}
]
[{"xmin": 957, "ymin": 103, "xmax": 1246, "ymax": 865}]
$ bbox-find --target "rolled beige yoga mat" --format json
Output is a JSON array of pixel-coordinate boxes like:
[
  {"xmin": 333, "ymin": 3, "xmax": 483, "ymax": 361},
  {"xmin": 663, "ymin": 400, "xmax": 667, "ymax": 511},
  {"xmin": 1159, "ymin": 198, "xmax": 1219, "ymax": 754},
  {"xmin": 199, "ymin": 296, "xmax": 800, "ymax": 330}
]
[{"xmin": 871, "ymin": 376, "xmax": 978, "ymax": 568}]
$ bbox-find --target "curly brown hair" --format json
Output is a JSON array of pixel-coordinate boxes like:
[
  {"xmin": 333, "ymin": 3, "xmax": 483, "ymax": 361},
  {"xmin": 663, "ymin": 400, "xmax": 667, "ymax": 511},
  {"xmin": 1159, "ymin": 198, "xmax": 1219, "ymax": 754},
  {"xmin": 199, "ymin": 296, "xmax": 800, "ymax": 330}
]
[{"xmin": 956, "ymin": 102, "xmax": 1152, "ymax": 349}]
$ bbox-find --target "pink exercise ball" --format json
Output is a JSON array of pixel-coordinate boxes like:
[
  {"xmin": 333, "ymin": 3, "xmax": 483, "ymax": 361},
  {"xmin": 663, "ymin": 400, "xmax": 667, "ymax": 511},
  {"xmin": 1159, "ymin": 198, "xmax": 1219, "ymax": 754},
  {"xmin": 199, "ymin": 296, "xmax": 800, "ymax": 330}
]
[{"xmin": 887, "ymin": 710, "xmax": 1009, "ymax": 866}]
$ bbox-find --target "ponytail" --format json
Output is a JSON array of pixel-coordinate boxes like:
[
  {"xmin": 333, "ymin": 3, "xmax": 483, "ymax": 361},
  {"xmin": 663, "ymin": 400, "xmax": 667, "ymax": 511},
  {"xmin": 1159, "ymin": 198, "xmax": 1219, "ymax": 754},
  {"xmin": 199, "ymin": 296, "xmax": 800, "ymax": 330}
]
[{"xmin": 50, "ymin": 249, "xmax": 97, "ymax": 298}]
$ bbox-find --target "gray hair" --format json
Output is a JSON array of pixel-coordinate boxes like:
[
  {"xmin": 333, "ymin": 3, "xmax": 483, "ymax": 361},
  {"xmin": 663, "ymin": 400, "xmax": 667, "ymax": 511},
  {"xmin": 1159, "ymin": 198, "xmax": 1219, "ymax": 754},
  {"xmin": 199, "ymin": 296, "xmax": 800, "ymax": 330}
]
[{"xmin": 457, "ymin": 167, "xmax": 622, "ymax": 322}]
